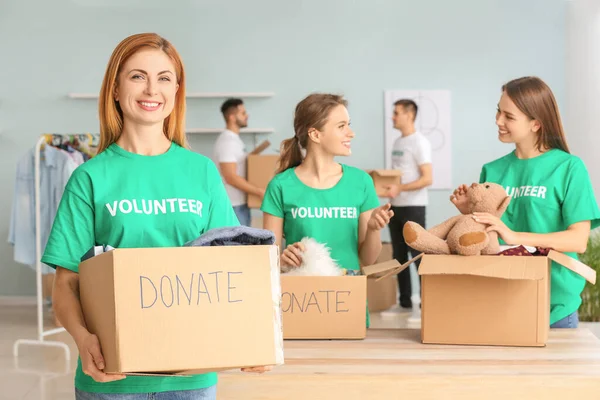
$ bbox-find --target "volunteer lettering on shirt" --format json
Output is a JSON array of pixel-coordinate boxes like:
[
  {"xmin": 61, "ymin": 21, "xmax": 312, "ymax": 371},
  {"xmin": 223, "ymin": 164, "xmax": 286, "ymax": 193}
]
[
  {"xmin": 290, "ymin": 207, "xmax": 358, "ymax": 219},
  {"xmin": 40, "ymin": 142, "xmax": 240, "ymax": 394},
  {"xmin": 479, "ymin": 149, "xmax": 600, "ymax": 326},
  {"xmin": 505, "ymin": 185, "xmax": 547, "ymax": 199},
  {"xmin": 105, "ymin": 198, "xmax": 204, "ymax": 217},
  {"xmin": 260, "ymin": 164, "xmax": 380, "ymax": 272}
]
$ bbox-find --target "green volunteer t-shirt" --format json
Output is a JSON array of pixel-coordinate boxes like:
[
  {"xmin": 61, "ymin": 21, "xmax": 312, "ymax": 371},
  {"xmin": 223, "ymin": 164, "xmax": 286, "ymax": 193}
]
[
  {"xmin": 479, "ymin": 149, "xmax": 600, "ymax": 325},
  {"xmin": 260, "ymin": 164, "xmax": 380, "ymax": 271},
  {"xmin": 41, "ymin": 142, "xmax": 239, "ymax": 394}
]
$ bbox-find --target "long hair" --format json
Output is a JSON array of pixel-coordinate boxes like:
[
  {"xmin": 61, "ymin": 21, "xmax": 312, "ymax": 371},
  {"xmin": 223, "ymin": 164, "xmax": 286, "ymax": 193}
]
[
  {"xmin": 277, "ymin": 93, "xmax": 348, "ymax": 173},
  {"xmin": 97, "ymin": 33, "xmax": 187, "ymax": 153},
  {"xmin": 502, "ymin": 76, "xmax": 569, "ymax": 153}
]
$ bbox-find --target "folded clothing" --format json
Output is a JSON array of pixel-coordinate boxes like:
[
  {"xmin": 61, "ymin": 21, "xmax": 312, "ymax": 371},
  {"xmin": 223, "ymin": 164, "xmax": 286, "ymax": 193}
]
[
  {"xmin": 184, "ymin": 226, "xmax": 275, "ymax": 247},
  {"xmin": 80, "ymin": 245, "xmax": 115, "ymax": 262},
  {"xmin": 498, "ymin": 245, "xmax": 550, "ymax": 257},
  {"xmin": 79, "ymin": 227, "xmax": 276, "ymax": 263}
]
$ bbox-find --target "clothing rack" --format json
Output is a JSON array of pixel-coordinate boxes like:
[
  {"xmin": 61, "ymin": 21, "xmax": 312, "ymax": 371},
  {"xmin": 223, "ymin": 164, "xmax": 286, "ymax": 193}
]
[{"xmin": 13, "ymin": 133, "xmax": 99, "ymax": 361}]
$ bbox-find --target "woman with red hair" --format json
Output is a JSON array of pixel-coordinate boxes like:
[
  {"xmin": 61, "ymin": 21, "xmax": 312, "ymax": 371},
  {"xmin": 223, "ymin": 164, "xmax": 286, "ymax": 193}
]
[{"xmin": 42, "ymin": 33, "xmax": 268, "ymax": 400}]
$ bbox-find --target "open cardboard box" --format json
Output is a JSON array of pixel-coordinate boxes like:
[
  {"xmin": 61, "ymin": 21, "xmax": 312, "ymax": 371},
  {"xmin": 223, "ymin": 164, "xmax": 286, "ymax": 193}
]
[
  {"xmin": 247, "ymin": 140, "xmax": 279, "ymax": 209},
  {"xmin": 78, "ymin": 246, "xmax": 284, "ymax": 375},
  {"xmin": 280, "ymin": 259, "xmax": 402, "ymax": 340},
  {"xmin": 367, "ymin": 170, "xmax": 402, "ymax": 197},
  {"xmin": 379, "ymin": 250, "xmax": 596, "ymax": 347},
  {"xmin": 367, "ymin": 242, "xmax": 397, "ymax": 312}
]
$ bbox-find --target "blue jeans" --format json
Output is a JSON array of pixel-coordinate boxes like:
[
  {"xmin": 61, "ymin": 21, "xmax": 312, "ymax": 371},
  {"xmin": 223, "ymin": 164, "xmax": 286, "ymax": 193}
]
[
  {"xmin": 75, "ymin": 386, "xmax": 216, "ymax": 400},
  {"xmin": 550, "ymin": 311, "xmax": 579, "ymax": 328},
  {"xmin": 233, "ymin": 204, "xmax": 251, "ymax": 226}
]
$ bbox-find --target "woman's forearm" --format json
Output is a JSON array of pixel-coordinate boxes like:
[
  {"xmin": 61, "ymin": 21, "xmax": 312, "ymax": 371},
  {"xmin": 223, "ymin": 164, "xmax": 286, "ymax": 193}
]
[
  {"xmin": 515, "ymin": 230, "xmax": 589, "ymax": 254},
  {"xmin": 359, "ymin": 228, "xmax": 382, "ymax": 267},
  {"xmin": 53, "ymin": 269, "xmax": 91, "ymax": 345}
]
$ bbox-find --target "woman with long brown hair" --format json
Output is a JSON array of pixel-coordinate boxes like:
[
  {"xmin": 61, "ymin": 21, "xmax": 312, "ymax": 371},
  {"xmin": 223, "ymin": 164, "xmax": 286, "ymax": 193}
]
[
  {"xmin": 41, "ymin": 33, "xmax": 268, "ymax": 399},
  {"xmin": 261, "ymin": 93, "xmax": 393, "ymax": 327},
  {"xmin": 451, "ymin": 76, "xmax": 600, "ymax": 328}
]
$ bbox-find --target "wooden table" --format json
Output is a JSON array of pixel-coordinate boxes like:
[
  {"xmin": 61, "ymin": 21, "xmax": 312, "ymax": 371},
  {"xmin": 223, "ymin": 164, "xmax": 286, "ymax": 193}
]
[{"xmin": 218, "ymin": 329, "xmax": 600, "ymax": 399}]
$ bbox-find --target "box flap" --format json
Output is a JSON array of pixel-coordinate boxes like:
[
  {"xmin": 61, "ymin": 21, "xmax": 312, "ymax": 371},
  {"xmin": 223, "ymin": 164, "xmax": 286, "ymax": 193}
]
[
  {"xmin": 362, "ymin": 258, "xmax": 412, "ymax": 281},
  {"xmin": 419, "ymin": 255, "xmax": 547, "ymax": 280},
  {"xmin": 368, "ymin": 169, "xmax": 402, "ymax": 178},
  {"xmin": 249, "ymin": 140, "xmax": 271, "ymax": 155},
  {"xmin": 547, "ymin": 250, "xmax": 596, "ymax": 284}
]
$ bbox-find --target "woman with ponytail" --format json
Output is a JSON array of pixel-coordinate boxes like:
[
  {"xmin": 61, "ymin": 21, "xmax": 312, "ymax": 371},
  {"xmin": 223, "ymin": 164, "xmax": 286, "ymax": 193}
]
[
  {"xmin": 262, "ymin": 93, "xmax": 393, "ymax": 287},
  {"xmin": 276, "ymin": 134, "xmax": 304, "ymax": 174}
]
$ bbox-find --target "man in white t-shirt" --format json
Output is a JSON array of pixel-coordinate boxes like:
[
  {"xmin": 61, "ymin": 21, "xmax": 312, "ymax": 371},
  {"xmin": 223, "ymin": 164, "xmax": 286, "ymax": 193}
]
[
  {"xmin": 385, "ymin": 99, "xmax": 433, "ymax": 309},
  {"xmin": 213, "ymin": 98, "xmax": 265, "ymax": 226}
]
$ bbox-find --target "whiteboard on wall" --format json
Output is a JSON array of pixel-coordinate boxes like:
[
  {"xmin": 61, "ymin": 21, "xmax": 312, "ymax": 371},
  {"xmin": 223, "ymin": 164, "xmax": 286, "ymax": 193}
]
[{"xmin": 384, "ymin": 90, "xmax": 452, "ymax": 190}]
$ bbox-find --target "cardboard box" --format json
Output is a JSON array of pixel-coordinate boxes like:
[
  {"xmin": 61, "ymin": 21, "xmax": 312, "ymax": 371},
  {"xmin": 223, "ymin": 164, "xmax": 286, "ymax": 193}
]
[
  {"xmin": 367, "ymin": 243, "xmax": 397, "ymax": 312},
  {"xmin": 247, "ymin": 140, "xmax": 279, "ymax": 209},
  {"xmin": 367, "ymin": 170, "xmax": 402, "ymax": 197},
  {"xmin": 280, "ymin": 259, "xmax": 402, "ymax": 339},
  {"xmin": 79, "ymin": 246, "xmax": 284, "ymax": 375},
  {"xmin": 377, "ymin": 242, "xmax": 394, "ymax": 263},
  {"xmin": 415, "ymin": 250, "xmax": 597, "ymax": 347},
  {"xmin": 249, "ymin": 140, "xmax": 271, "ymax": 156}
]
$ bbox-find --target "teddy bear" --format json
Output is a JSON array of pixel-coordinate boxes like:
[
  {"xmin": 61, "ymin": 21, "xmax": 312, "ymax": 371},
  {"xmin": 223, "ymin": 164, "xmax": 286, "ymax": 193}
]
[{"xmin": 403, "ymin": 182, "xmax": 511, "ymax": 256}]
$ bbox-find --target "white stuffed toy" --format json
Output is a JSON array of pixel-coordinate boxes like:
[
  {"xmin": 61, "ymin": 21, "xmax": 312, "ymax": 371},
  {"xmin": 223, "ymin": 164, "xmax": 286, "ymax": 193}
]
[{"xmin": 281, "ymin": 237, "xmax": 345, "ymax": 276}]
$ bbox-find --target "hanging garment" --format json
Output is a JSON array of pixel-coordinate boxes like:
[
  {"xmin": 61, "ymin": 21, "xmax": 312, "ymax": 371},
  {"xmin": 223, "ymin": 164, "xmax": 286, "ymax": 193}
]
[
  {"xmin": 64, "ymin": 146, "xmax": 85, "ymax": 165},
  {"xmin": 8, "ymin": 145, "xmax": 78, "ymax": 273}
]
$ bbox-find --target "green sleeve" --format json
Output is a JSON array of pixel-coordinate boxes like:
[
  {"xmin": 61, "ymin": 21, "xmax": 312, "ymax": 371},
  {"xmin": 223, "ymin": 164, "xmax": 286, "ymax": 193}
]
[
  {"xmin": 205, "ymin": 161, "xmax": 240, "ymax": 230},
  {"xmin": 562, "ymin": 158, "xmax": 600, "ymax": 230},
  {"xmin": 479, "ymin": 165, "xmax": 487, "ymax": 184},
  {"xmin": 41, "ymin": 170, "xmax": 95, "ymax": 273},
  {"xmin": 260, "ymin": 176, "xmax": 284, "ymax": 218},
  {"xmin": 360, "ymin": 171, "xmax": 380, "ymax": 213}
]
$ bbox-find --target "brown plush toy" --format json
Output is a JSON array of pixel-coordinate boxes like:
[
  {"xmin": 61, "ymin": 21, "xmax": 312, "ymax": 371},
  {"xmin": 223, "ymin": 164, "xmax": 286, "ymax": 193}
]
[{"xmin": 403, "ymin": 182, "xmax": 511, "ymax": 256}]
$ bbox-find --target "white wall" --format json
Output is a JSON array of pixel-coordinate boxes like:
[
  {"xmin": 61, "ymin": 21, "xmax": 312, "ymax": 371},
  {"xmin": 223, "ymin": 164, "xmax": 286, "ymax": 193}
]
[
  {"xmin": 0, "ymin": 0, "xmax": 567, "ymax": 296},
  {"xmin": 566, "ymin": 0, "xmax": 600, "ymax": 201}
]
